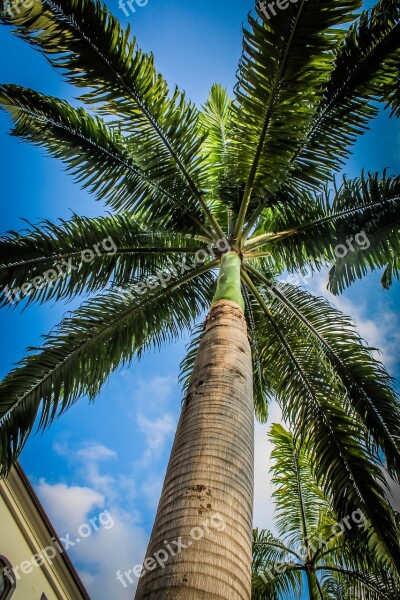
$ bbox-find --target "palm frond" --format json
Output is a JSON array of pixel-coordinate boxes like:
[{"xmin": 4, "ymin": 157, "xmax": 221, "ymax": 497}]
[
  {"xmin": 320, "ymin": 576, "xmax": 347, "ymax": 600},
  {"xmin": 231, "ymin": 0, "xmax": 362, "ymax": 237},
  {"xmin": 241, "ymin": 269, "xmax": 400, "ymax": 571},
  {"xmin": 288, "ymin": 0, "xmax": 400, "ymax": 189},
  {"xmin": 327, "ymin": 172, "xmax": 400, "ymax": 294},
  {"xmin": 253, "ymin": 422, "xmax": 400, "ymax": 599},
  {"xmin": 0, "ymin": 264, "xmax": 216, "ymax": 475},
  {"xmin": 242, "ymin": 0, "xmax": 400, "ymax": 236},
  {"xmin": 0, "ymin": 213, "xmax": 207, "ymax": 305},
  {"xmin": 269, "ymin": 423, "xmax": 333, "ymax": 550},
  {"xmin": 0, "ymin": 84, "xmax": 210, "ymax": 233},
  {"xmin": 200, "ymin": 85, "xmax": 233, "ymax": 205},
  {"xmin": 252, "ymin": 528, "xmax": 304, "ymax": 600},
  {"xmin": 385, "ymin": 74, "xmax": 400, "ymax": 117},
  {"xmin": 381, "ymin": 252, "xmax": 400, "ymax": 289},
  {"xmin": 318, "ymin": 566, "xmax": 400, "ymax": 600},
  {"xmin": 247, "ymin": 267, "xmax": 400, "ymax": 482},
  {"xmin": 0, "ymin": 0, "xmax": 224, "ymax": 237},
  {"xmin": 244, "ymin": 172, "xmax": 400, "ymax": 290}
]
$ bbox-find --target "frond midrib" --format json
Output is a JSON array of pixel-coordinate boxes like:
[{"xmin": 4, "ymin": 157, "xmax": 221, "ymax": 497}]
[
  {"xmin": 0, "ymin": 260, "xmax": 217, "ymax": 424},
  {"xmin": 234, "ymin": 0, "xmax": 308, "ymax": 241}
]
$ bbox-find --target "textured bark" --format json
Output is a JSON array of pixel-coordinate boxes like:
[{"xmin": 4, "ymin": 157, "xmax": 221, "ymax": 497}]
[{"xmin": 135, "ymin": 300, "xmax": 254, "ymax": 600}]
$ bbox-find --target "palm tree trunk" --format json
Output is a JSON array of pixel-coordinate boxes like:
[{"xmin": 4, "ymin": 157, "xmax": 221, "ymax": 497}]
[
  {"xmin": 135, "ymin": 254, "xmax": 254, "ymax": 600},
  {"xmin": 306, "ymin": 570, "xmax": 324, "ymax": 600}
]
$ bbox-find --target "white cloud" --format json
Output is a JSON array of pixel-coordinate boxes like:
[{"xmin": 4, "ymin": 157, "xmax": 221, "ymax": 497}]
[
  {"xmin": 71, "ymin": 507, "xmax": 148, "ymax": 600},
  {"xmin": 75, "ymin": 444, "xmax": 117, "ymax": 462},
  {"xmin": 35, "ymin": 480, "xmax": 105, "ymax": 533},
  {"xmin": 136, "ymin": 412, "xmax": 176, "ymax": 467},
  {"xmin": 55, "ymin": 441, "xmax": 118, "ymax": 499},
  {"xmin": 36, "ymin": 479, "xmax": 148, "ymax": 600},
  {"xmin": 253, "ymin": 401, "xmax": 282, "ymax": 535},
  {"xmin": 309, "ymin": 270, "xmax": 400, "ymax": 371},
  {"xmin": 132, "ymin": 375, "xmax": 176, "ymax": 409},
  {"xmin": 75, "ymin": 444, "xmax": 117, "ymax": 497},
  {"xmin": 140, "ymin": 474, "xmax": 164, "ymax": 510}
]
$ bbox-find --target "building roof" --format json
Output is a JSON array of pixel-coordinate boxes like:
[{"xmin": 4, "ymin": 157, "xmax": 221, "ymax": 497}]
[{"xmin": 1, "ymin": 462, "xmax": 91, "ymax": 600}]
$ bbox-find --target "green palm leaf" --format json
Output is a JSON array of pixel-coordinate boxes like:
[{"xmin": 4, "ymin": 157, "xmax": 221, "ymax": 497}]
[
  {"xmin": 288, "ymin": 0, "xmax": 400, "ymax": 189},
  {"xmin": 241, "ymin": 269, "xmax": 400, "ymax": 570},
  {"xmin": 319, "ymin": 567, "xmax": 400, "ymax": 599},
  {"xmin": 0, "ymin": 264, "xmax": 216, "ymax": 474},
  {"xmin": 243, "ymin": 177, "xmax": 383, "ymax": 262},
  {"xmin": 242, "ymin": 0, "xmax": 400, "ymax": 236},
  {"xmin": 244, "ymin": 172, "xmax": 400, "ymax": 294},
  {"xmin": 0, "ymin": 0, "xmax": 225, "ymax": 237},
  {"xmin": 269, "ymin": 424, "xmax": 333, "ymax": 550},
  {"xmin": 0, "ymin": 213, "xmax": 206, "ymax": 305},
  {"xmin": 327, "ymin": 172, "xmax": 400, "ymax": 293},
  {"xmin": 231, "ymin": 0, "xmax": 362, "ymax": 238},
  {"xmin": 200, "ymin": 85, "xmax": 233, "ymax": 203},
  {"xmin": 252, "ymin": 529, "xmax": 304, "ymax": 600},
  {"xmin": 247, "ymin": 266, "xmax": 400, "ymax": 481},
  {"xmin": 253, "ymin": 423, "xmax": 400, "ymax": 599},
  {"xmin": 381, "ymin": 251, "xmax": 400, "ymax": 289},
  {"xmin": 0, "ymin": 84, "xmax": 210, "ymax": 233}
]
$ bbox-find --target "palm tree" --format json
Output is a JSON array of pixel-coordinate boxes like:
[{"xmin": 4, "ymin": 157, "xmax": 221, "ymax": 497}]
[
  {"xmin": 0, "ymin": 0, "xmax": 400, "ymax": 598},
  {"xmin": 252, "ymin": 424, "xmax": 400, "ymax": 599}
]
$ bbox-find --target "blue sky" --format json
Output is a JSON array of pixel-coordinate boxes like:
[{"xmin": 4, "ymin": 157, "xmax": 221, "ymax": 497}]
[{"xmin": 0, "ymin": 1, "xmax": 399, "ymax": 598}]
